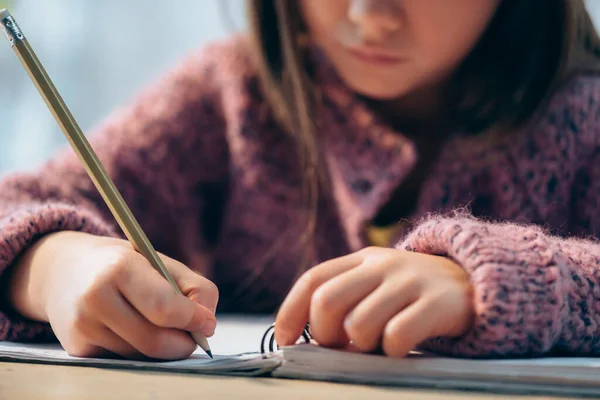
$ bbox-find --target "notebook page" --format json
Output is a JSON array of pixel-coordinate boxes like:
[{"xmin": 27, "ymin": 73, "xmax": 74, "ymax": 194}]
[
  {"xmin": 273, "ymin": 344, "xmax": 600, "ymax": 395},
  {"xmin": 0, "ymin": 342, "xmax": 280, "ymax": 376},
  {"xmin": 206, "ymin": 315, "xmax": 275, "ymax": 355},
  {"xmin": 0, "ymin": 315, "xmax": 279, "ymax": 376}
]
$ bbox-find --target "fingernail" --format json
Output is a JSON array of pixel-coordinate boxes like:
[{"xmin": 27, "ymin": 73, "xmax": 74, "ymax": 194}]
[{"xmin": 199, "ymin": 318, "xmax": 216, "ymax": 337}]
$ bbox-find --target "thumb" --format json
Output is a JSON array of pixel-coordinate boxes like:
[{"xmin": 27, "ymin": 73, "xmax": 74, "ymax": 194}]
[{"xmin": 159, "ymin": 253, "xmax": 219, "ymax": 314}]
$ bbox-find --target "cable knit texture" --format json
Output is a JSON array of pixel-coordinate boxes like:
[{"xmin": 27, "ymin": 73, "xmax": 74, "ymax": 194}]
[
  {"xmin": 0, "ymin": 36, "xmax": 599, "ymax": 357},
  {"xmin": 398, "ymin": 216, "xmax": 574, "ymax": 357}
]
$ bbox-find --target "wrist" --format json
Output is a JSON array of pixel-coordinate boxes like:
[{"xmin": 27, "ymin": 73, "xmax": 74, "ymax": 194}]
[{"xmin": 6, "ymin": 231, "xmax": 74, "ymax": 322}]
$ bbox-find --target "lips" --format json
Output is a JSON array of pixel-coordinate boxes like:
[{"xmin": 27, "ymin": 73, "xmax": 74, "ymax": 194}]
[{"xmin": 347, "ymin": 46, "xmax": 405, "ymax": 66}]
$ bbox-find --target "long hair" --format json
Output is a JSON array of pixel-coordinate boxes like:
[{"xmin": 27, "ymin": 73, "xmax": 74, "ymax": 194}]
[{"xmin": 247, "ymin": 0, "xmax": 600, "ymax": 265}]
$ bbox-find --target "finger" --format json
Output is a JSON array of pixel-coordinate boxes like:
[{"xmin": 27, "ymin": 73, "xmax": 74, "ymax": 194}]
[
  {"xmin": 309, "ymin": 265, "xmax": 381, "ymax": 347},
  {"xmin": 62, "ymin": 341, "xmax": 106, "ymax": 359},
  {"xmin": 71, "ymin": 316, "xmax": 141, "ymax": 359},
  {"xmin": 382, "ymin": 301, "xmax": 435, "ymax": 358},
  {"xmin": 89, "ymin": 326, "xmax": 145, "ymax": 360},
  {"xmin": 275, "ymin": 251, "xmax": 365, "ymax": 346},
  {"xmin": 157, "ymin": 253, "xmax": 219, "ymax": 313},
  {"xmin": 344, "ymin": 280, "xmax": 420, "ymax": 353},
  {"xmin": 99, "ymin": 287, "xmax": 197, "ymax": 360},
  {"xmin": 116, "ymin": 252, "xmax": 216, "ymax": 337}
]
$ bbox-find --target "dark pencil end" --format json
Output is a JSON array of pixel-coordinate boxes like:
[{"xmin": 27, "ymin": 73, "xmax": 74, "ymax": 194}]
[{"xmin": 206, "ymin": 350, "xmax": 213, "ymax": 359}]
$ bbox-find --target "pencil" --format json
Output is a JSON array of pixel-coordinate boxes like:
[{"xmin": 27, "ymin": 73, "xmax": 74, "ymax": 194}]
[{"xmin": 0, "ymin": 8, "xmax": 212, "ymax": 358}]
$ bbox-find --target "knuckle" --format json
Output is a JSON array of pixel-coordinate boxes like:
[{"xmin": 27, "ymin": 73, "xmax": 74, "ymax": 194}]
[
  {"xmin": 402, "ymin": 271, "xmax": 422, "ymax": 289},
  {"xmin": 344, "ymin": 319, "xmax": 378, "ymax": 352},
  {"xmin": 202, "ymin": 281, "xmax": 220, "ymax": 302},
  {"xmin": 311, "ymin": 285, "xmax": 338, "ymax": 313},
  {"xmin": 359, "ymin": 246, "xmax": 379, "ymax": 256},
  {"xmin": 297, "ymin": 270, "xmax": 320, "ymax": 292},
  {"xmin": 426, "ymin": 290, "xmax": 450, "ymax": 309},
  {"xmin": 109, "ymin": 253, "xmax": 136, "ymax": 285},
  {"xmin": 343, "ymin": 312, "xmax": 365, "ymax": 335},
  {"xmin": 150, "ymin": 294, "xmax": 178, "ymax": 327},
  {"xmin": 71, "ymin": 304, "xmax": 92, "ymax": 334},
  {"xmin": 358, "ymin": 247, "xmax": 392, "ymax": 267},
  {"xmin": 80, "ymin": 281, "xmax": 109, "ymax": 312},
  {"xmin": 343, "ymin": 318, "xmax": 359, "ymax": 338},
  {"xmin": 103, "ymin": 247, "xmax": 147, "ymax": 285}
]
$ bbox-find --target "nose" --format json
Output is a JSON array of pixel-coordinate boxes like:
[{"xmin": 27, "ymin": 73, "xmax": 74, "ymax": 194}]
[{"xmin": 347, "ymin": 0, "xmax": 402, "ymax": 41}]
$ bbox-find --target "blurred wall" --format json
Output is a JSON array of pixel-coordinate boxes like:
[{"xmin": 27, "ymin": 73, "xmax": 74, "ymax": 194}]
[
  {"xmin": 0, "ymin": 0, "xmax": 245, "ymax": 172},
  {"xmin": 0, "ymin": 1, "xmax": 599, "ymax": 173}
]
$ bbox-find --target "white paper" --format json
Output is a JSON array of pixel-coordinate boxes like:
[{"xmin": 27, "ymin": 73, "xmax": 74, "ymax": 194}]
[
  {"xmin": 4, "ymin": 315, "xmax": 600, "ymax": 396},
  {"xmin": 206, "ymin": 315, "xmax": 275, "ymax": 355},
  {"xmin": 0, "ymin": 315, "xmax": 279, "ymax": 376}
]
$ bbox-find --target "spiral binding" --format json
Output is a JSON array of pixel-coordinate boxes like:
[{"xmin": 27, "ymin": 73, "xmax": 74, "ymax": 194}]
[{"xmin": 260, "ymin": 323, "xmax": 312, "ymax": 354}]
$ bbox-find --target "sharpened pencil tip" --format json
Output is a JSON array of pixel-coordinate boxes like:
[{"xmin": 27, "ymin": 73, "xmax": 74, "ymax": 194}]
[{"xmin": 206, "ymin": 350, "xmax": 213, "ymax": 359}]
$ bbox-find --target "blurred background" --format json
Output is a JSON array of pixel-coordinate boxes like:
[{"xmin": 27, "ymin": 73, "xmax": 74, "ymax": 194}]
[
  {"xmin": 0, "ymin": 1, "xmax": 599, "ymax": 174},
  {"xmin": 0, "ymin": 0, "xmax": 245, "ymax": 173}
]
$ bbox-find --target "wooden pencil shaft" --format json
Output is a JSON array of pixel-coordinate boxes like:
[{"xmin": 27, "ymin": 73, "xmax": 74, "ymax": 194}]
[
  {"xmin": 0, "ymin": 9, "xmax": 178, "ymax": 291},
  {"xmin": 1, "ymin": 10, "xmax": 210, "ymax": 354},
  {"xmin": 13, "ymin": 39, "xmax": 181, "ymax": 292}
]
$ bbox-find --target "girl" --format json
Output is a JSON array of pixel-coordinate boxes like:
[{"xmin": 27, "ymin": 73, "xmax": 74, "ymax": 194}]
[{"xmin": 0, "ymin": 0, "xmax": 599, "ymax": 360}]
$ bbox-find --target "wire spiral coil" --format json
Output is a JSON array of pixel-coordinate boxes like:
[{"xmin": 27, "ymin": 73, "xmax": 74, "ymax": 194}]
[{"xmin": 260, "ymin": 323, "xmax": 312, "ymax": 354}]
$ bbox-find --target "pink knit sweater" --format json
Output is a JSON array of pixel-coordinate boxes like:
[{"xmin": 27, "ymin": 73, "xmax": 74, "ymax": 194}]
[{"xmin": 0, "ymin": 37, "xmax": 599, "ymax": 358}]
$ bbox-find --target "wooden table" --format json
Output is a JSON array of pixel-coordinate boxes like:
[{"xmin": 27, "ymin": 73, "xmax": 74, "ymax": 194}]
[{"xmin": 0, "ymin": 362, "xmax": 581, "ymax": 400}]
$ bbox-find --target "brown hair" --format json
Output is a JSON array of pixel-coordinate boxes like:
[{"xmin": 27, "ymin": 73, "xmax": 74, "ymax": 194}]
[{"xmin": 246, "ymin": 0, "xmax": 600, "ymax": 266}]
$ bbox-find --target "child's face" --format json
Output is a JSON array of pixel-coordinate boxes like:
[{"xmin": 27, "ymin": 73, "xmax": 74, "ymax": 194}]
[{"xmin": 300, "ymin": 0, "xmax": 501, "ymax": 100}]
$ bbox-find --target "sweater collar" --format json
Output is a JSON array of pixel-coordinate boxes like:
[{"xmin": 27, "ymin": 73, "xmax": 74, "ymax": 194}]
[{"xmin": 308, "ymin": 48, "xmax": 419, "ymax": 248}]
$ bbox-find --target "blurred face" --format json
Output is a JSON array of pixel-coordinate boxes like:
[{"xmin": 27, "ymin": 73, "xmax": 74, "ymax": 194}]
[{"xmin": 300, "ymin": 0, "xmax": 501, "ymax": 101}]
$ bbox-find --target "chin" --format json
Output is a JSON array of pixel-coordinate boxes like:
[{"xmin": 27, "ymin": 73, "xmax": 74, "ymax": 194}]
[
  {"xmin": 341, "ymin": 75, "xmax": 410, "ymax": 101},
  {"xmin": 346, "ymin": 81, "xmax": 407, "ymax": 101}
]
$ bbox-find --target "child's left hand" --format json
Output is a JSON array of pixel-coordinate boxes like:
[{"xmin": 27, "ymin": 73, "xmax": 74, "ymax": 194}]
[{"xmin": 275, "ymin": 247, "xmax": 474, "ymax": 357}]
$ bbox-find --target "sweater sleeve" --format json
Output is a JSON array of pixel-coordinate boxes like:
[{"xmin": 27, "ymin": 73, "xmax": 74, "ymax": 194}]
[
  {"xmin": 395, "ymin": 76, "xmax": 600, "ymax": 358},
  {"xmin": 396, "ymin": 214, "xmax": 600, "ymax": 357},
  {"xmin": 0, "ymin": 46, "xmax": 229, "ymax": 341}
]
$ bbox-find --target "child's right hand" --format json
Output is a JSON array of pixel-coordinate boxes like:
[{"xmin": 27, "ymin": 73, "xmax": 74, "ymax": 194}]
[{"xmin": 7, "ymin": 231, "xmax": 218, "ymax": 360}]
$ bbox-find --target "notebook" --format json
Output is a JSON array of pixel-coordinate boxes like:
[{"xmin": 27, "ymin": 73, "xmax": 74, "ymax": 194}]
[
  {"xmin": 1, "ymin": 315, "xmax": 600, "ymax": 397},
  {"xmin": 0, "ymin": 315, "xmax": 279, "ymax": 377}
]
